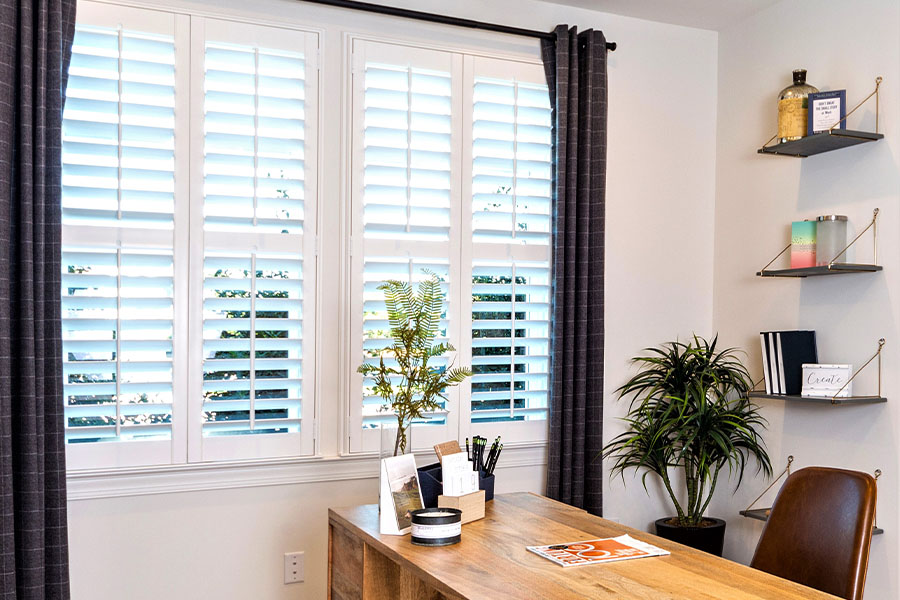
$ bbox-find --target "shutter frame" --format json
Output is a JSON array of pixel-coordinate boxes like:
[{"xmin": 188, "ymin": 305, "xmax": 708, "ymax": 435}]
[{"xmin": 193, "ymin": 18, "xmax": 318, "ymax": 461}]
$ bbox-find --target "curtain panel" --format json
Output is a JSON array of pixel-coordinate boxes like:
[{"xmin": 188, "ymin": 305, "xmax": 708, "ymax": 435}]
[
  {"xmin": 541, "ymin": 25, "xmax": 608, "ymax": 516},
  {"xmin": 0, "ymin": 0, "xmax": 76, "ymax": 597}
]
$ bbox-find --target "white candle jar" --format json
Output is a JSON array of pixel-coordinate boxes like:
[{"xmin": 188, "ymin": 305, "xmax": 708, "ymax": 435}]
[{"xmin": 816, "ymin": 215, "xmax": 848, "ymax": 266}]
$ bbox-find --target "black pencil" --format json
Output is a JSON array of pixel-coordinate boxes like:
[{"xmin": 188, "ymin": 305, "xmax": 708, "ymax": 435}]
[
  {"xmin": 475, "ymin": 437, "xmax": 482, "ymax": 471},
  {"xmin": 477, "ymin": 437, "xmax": 485, "ymax": 472},
  {"xmin": 488, "ymin": 443, "xmax": 503, "ymax": 475},
  {"xmin": 486, "ymin": 437, "xmax": 499, "ymax": 470}
]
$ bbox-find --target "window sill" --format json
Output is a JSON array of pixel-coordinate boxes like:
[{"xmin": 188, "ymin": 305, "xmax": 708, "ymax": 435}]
[{"xmin": 66, "ymin": 442, "xmax": 548, "ymax": 500}]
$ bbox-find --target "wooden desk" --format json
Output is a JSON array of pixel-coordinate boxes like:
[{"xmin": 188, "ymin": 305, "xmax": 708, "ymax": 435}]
[{"xmin": 328, "ymin": 492, "xmax": 839, "ymax": 600}]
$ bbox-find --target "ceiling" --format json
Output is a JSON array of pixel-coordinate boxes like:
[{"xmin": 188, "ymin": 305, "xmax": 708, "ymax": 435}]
[{"xmin": 543, "ymin": 0, "xmax": 782, "ymax": 31}]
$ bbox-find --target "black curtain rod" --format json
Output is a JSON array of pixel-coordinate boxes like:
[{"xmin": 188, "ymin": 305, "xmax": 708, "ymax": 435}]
[{"xmin": 298, "ymin": 0, "xmax": 617, "ymax": 51}]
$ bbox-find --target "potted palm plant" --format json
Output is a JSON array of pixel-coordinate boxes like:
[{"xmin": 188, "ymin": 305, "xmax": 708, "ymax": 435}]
[
  {"xmin": 358, "ymin": 271, "xmax": 472, "ymax": 456},
  {"xmin": 602, "ymin": 335, "xmax": 772, "ymax": 555}
]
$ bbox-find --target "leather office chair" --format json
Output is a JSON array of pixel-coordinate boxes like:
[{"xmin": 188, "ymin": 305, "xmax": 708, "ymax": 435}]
[{"xmin": 750, "ymin": 466, "xmax": 877, "ymax": 600}]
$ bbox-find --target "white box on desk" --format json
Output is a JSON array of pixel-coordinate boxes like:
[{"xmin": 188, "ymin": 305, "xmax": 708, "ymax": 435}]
[{"xmin": 801, "ymin": 363, "xmax": 852, "ymax": 398}]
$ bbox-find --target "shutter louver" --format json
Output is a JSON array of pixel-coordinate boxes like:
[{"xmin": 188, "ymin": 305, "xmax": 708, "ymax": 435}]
[
  {"xmin": 203, "ymin": 44, "xmax": 306, "ymax": 234},
  {"xmin": 470, "ymin": 261, "xmax": 549, "ymax": 422},
  {"xmin": 62, "ymin": 22, "xmax": 177, "ymax": 449},
  {"xmin": 363, "ymin": 64, "xmax": 452, "ymax": 242},
  {"xmin": 470, "ymin": 73, "xmax": 551, "ymax": 424},
  {"xmin": 63, "ymin": 248, "xmax": 175, "ymax": 442},
  {"xmin": 64, "ymin": 26, "xmax": 176, "ymax": 229},
  {"xmin": 201, "ymin": 252, "xmax": 303, "ymax": 436},
  {"xmin": 472, "ymin": 79, "xmax": 551, "ymax": 245},
  {"xmin": 200, "ymin": 34, "xmax": 311, "ymax": 450}
]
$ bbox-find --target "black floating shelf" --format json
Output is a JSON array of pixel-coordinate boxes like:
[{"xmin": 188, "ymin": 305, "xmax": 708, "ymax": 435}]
[
  {"xmin": 748, "ymin": 392, "xmax": 887, "ymax": 405},
  {"xmin": 759, "ymin": 129, "xmax": 884, "ymax": 157},
  {"xmin": 757, "ymin": 264, "xmax": 883, "ymax": 278},
  {"xmin": 740, "ymin": 508, "xmax": 883, "ymax": 535}
]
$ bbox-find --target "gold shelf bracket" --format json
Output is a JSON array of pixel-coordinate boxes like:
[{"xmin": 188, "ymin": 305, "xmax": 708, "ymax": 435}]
[
  {"xmin": 758, "ymin": 243, "xmax": 792, "ymax": 274},
  {"xmin": 830, "ymin": 76, "xmax": 883, "ymax": 134},
  {"xmin": 829, "ymin": 208, "xmax": 879, "ymax": 267},
  {"xmin": 745, "ymin": 455, "xmax": 794, "ymax": 513},
  {"xmin": 874, "ymin": 469, "xmax": 882, "ymax": 531},
  {"xmin": 830, "ymin": 338, "xmax": 886, "ymax": 403}
]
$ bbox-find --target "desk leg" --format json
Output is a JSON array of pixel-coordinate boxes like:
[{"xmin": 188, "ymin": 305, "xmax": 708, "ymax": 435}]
[
  {"xmin": 329, "ymin": 520, "xmax": 449, "ymax": 600},
  {"xmin": 363, "ymin": 544, "xmax": 446, "ymax": 600},
  {"xmin": 329, "ymin": 522, "xmax": 364, "ymax": 600}
]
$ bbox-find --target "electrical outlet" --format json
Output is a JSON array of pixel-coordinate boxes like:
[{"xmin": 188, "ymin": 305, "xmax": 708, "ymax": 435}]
[{"xmin": 284, "ymin": 551, "xmax": 304, "ymax": 584}]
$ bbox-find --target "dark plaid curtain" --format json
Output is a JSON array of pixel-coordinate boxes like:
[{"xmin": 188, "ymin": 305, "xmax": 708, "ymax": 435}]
[
  {"xmin": 0, "ymin": 0, "xmax": 76, "ymax": 597},
  {"xmin": 541, "ymin": 25, "xmax": 607, "ymax": 516}
]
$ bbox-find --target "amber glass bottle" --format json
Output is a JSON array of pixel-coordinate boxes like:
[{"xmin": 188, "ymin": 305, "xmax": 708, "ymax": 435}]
[{"xmin": 778, "ymin": 69, "xmax": 818, "ymax": 142}]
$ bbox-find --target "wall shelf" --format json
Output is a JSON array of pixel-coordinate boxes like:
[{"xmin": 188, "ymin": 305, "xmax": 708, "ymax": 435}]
[
  {"xmin": 748, "ymin": 392, "xmax": 886, "ymax": 405},
  {"xmin": 757, "ymin": 264, "xmax": 882, "ymax": 278},
  {"xmin": 740, "ymin": 508, "xmax": 884, "ymax": 535},
  {"xmin": 758, "ymin": 129, "xmax": 883, "ymax": 157},
  {"xmin": 757, "ymin": 209, "xmax": 880, "ymax": 279}
]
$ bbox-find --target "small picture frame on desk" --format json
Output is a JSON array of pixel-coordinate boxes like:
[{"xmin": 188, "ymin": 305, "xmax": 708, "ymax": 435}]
[{"xmin": 808, "ymin": 90, "xmax": 846, "ymax": 135}]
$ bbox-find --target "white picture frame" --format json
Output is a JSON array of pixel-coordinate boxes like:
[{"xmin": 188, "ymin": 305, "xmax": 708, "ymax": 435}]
[{"xmin": 801, "ymin": 363, "xmax": 853, "ymax": 398}]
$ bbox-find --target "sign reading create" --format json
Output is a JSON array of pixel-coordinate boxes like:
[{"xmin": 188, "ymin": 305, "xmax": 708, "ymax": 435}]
[{"xmin": 801, "ymin": 363, "xmax": 852, "ymax": 398}]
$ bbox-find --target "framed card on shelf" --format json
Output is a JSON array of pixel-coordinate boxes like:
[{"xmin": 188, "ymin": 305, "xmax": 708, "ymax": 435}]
[{"xmin": 807, "ymin": 90, "xmax": 846, "ymax": 135}]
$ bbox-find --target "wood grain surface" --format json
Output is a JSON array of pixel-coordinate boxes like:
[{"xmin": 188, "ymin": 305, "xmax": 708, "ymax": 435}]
[{"xmin": 328, "ymin": 492, "xmax": 841, "ymax": 600}]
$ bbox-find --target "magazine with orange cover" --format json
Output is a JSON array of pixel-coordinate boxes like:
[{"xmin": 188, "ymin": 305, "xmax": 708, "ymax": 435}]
[{"xmin": 527, "ymin": 534, "xmax": 670, "ymax": 567}]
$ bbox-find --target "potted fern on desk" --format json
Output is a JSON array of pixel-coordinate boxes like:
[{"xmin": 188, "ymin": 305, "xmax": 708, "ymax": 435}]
[
  {"xmin": 358, "ymin": 271, "xmax": 471, "ymax": 457},
  {"xmin": 602, "ymin": 335, "xmax": 772, "ymax": 555}
]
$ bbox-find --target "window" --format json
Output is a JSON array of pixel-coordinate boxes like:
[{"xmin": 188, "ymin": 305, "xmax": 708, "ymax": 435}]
[
  {"xmin": 64, "ymin": 2, "xmax": 547, "ymax": 471},
  {"xmin": 62, "ymin": 2, "xmax": 318, "ymax": 468},
  {"xmin": 349, "ymin": 41, "xmax": 550, "ymax": 452}
]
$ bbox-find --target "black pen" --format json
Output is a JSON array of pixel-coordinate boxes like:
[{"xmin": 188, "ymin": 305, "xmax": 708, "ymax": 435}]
[{"xmin": 466, "ymin": 437, "xmax": 470, "ymax": 461}]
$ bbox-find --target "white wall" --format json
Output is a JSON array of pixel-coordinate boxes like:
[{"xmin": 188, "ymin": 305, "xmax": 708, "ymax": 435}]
[
  {"xmin": 66, "ymin": 0, "xmax": 719, "ymax": 598},
  {"xmin": 711, "ymin": 1, "xmax": 900, "ymax": 598}
]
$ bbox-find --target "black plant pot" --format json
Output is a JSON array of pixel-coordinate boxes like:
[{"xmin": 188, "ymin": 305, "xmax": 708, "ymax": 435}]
[{"xmin": 654, "ymin": 517, "xmax": 726, "ymax": 556}]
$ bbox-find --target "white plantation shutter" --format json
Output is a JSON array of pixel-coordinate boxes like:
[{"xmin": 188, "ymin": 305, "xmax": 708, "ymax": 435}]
[
  {"xmin": 469, "ymin": 261, "xmax": 550, "ymax": 421},
  {"xmin": 193, "ymin": 19, "xmax": 317, "ymax": 460},
  {"xmin": 465, "ymin": 58, "xmax": 551, "ymax": 440},
  {"xmin": 471, "ymin": 78, "xmax": 551, "ymax": 245},
  {"xmin": 350, "ymin": 40, "xmax": 461, "ymax": 452},
  {"xmin": 362, "ymin": 62, "xmax": 453, "ymax": 241},
  {"xmin": 61, "ymin": 4, "xmax": 186, "ymax": 468},
  {"xmin": 63, "ymin": 24, "xmax": 178, "ymax": 229},
  {"xmin": 63, "ymin": 248, "xmax": 175, "ymax": 443}
]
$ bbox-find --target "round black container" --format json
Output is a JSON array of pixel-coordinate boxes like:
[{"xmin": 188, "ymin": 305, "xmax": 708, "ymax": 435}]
[
  {"xmin": 654, "ymin": 517, "xmax": 726, "ymax": 556},
  {"xmin": 410, "ymin": 508, "xmax": 462, "ymax": 547}
]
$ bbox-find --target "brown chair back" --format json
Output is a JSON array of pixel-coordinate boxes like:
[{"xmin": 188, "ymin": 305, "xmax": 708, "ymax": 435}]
[{"xmin": 750, "ymin": 466, "xmax": 877, "ymax": 600}]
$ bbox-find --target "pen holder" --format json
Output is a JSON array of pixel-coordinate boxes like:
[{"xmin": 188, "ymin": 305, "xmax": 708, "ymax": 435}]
[
  {"xmin": 417, "ymin": 463, "xmax": 496, "ymax": 506},
  {"xmin": 417, "ymin": 463, "xmax": 443, "ymax": 508},
  {"xmin": 478, "ymin": 471, "xmax": 495, "ymax": 502}
]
